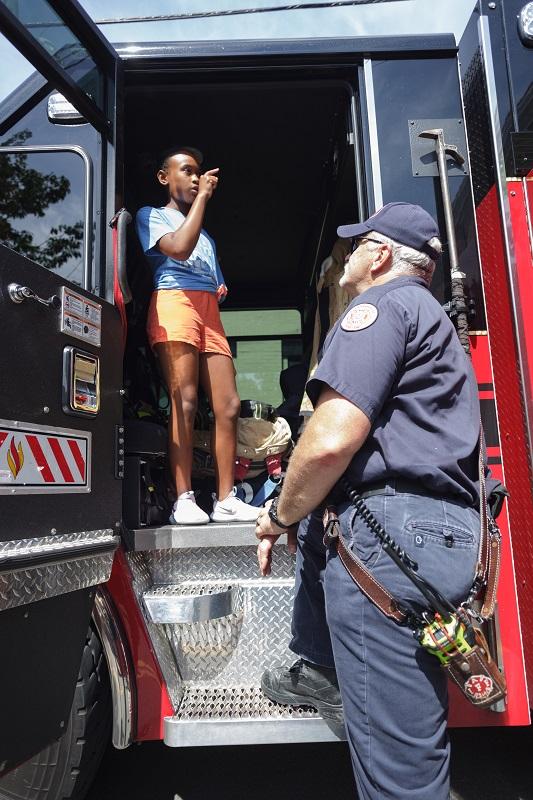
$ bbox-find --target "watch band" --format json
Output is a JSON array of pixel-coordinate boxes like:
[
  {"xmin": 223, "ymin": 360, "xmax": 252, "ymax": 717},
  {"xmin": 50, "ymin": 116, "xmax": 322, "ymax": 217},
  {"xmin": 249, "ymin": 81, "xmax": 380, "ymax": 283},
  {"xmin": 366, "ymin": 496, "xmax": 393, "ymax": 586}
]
[{"xmin": 267, "ymin": 496, "xmax": 291, "ymax": 530}]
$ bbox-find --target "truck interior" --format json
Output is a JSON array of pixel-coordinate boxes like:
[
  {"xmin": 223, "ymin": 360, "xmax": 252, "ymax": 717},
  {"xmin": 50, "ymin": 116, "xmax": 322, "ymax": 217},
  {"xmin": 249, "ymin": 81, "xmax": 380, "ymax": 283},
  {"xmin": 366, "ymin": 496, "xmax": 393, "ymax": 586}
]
[
  {"xmin": 122, "ymin": 74, "xmax": 359, "ymax": 518},
  {"xmin": 109, "ymin": 73, "xmax": 364, "ymax": 744}
]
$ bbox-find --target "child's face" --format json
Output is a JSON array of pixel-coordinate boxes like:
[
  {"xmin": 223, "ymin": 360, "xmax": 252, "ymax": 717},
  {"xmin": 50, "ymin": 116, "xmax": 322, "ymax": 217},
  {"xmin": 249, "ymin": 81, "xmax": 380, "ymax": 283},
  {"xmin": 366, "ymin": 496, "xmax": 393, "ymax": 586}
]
[{"xmin": 157, "ymin": 153, "xmax": 201, "ymax": 205}]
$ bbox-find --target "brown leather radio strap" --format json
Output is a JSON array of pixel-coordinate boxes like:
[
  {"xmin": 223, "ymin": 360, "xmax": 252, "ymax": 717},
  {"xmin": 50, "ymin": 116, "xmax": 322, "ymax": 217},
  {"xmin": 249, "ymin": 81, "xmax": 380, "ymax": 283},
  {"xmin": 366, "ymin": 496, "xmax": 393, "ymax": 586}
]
[{"xmin": 327, "ymin": 425, "xmax": 502, "ymax": 626}]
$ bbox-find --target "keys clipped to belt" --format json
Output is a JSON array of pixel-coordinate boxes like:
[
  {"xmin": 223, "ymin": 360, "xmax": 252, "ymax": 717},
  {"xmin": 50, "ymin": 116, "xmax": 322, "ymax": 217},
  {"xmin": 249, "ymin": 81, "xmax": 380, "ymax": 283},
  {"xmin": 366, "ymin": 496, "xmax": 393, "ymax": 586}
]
[{"xmin": 323, "ymin": 506, "xmax": 340, "ymax": 546}]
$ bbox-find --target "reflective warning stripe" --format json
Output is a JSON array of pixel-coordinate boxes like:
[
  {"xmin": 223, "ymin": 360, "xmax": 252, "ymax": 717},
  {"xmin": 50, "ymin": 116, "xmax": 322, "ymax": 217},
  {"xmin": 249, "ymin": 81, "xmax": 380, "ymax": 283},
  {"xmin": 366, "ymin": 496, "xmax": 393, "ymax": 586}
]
[
  {"xmin": 48, "ymin": 437, "xmax": 75, "ymax": 483},
  {"xmin": 68, "ymin": 438, "xmax": 86, "ymax": 481},
  {"xmin": 25, "ymin": 435, "xmax": 55, "ymax": 483},
  {"xmin": 0, "ymin": 421, "xmax": 90, "ymax": 494}
]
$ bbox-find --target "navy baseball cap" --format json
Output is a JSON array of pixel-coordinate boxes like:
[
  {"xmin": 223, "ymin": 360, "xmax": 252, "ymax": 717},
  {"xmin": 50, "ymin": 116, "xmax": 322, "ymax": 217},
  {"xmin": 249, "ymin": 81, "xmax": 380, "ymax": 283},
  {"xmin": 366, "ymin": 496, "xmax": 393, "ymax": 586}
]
[{"xmin": 337, "ymin": 202, "xmax": 441, "ymax": 261}]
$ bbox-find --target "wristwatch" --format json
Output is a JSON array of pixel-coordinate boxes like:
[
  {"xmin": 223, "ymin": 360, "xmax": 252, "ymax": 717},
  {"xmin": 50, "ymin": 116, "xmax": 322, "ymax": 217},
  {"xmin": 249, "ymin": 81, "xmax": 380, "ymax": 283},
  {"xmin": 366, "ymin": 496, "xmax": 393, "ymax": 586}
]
[{"xmin": 267, "ymin": 495, "xmax": 292, "ymax": 531}]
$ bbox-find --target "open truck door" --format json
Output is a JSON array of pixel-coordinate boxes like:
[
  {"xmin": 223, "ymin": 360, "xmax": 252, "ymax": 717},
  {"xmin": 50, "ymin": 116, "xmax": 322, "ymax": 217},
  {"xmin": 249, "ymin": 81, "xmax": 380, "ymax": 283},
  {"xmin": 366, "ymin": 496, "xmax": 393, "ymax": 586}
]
[{"xmin": 0, "ymin": 0, "xmax": 123, "ymax": 776}]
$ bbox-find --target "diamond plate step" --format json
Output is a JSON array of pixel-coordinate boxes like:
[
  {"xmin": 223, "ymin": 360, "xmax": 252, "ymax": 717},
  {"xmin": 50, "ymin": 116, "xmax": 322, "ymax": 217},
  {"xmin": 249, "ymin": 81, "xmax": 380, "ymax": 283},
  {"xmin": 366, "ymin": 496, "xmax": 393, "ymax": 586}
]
[
  {"xmin": 164, "ymin": 686, "xmax": 345, "ymax": 746},
  {"xmin": 133, "ymin": 522, "xmax": 257, "ymax": 550},
  {"xmin": 143, "ymin": 583, "xmax": 240, "ymax": 623}
]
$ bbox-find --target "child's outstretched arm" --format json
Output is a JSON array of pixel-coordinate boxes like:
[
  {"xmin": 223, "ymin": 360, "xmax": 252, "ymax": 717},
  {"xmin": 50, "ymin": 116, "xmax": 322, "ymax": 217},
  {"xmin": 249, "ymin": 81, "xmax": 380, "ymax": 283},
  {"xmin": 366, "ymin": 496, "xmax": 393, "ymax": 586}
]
[{"xmin": 158, "ymin": 168, "xmax": 219, "ymax": 260}]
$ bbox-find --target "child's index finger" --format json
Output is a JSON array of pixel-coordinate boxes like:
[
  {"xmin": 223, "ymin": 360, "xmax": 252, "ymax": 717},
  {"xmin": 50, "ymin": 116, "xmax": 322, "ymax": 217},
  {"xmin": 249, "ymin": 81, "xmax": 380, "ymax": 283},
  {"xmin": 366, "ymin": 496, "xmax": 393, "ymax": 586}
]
[{"xmin": 205, "ymin": 167, "xmax": 220, "ymax": 176}]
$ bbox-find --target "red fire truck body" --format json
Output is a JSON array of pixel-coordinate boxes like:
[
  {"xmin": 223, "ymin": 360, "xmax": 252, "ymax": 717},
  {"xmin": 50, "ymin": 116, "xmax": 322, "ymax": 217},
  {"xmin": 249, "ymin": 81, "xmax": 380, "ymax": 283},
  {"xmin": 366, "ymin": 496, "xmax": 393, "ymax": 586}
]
[{"xmin": 0, "ymin": 1, "xmax": 532, "ymax": 797}]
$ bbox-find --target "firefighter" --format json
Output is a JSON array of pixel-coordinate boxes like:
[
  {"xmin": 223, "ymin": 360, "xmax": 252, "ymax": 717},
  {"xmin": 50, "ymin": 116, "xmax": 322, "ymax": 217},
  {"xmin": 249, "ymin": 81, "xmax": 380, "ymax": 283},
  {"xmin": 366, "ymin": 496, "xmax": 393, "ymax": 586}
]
[
  {"xmin": 136, "ymin": 147, "xmax": 260, "ymax": 524},
  {"xmin": 255, "ymin": 203, "xmax": 481, "ymax": 800}
]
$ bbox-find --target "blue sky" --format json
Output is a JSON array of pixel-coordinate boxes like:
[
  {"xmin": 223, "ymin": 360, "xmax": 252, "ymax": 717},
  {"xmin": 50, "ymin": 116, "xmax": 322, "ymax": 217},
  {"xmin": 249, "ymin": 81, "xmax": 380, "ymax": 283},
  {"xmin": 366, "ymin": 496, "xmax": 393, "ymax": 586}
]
[{"xmin": 0, "ymin": 0, "xmax": 477, "ymax": 105}]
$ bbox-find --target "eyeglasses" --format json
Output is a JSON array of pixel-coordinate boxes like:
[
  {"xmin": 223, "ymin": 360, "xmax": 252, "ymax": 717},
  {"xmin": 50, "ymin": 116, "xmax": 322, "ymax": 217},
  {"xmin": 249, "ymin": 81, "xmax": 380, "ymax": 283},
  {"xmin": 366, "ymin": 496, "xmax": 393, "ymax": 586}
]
[{"xmin": 350, "ymin": 236, "xmax": 384, "ymax": 253}]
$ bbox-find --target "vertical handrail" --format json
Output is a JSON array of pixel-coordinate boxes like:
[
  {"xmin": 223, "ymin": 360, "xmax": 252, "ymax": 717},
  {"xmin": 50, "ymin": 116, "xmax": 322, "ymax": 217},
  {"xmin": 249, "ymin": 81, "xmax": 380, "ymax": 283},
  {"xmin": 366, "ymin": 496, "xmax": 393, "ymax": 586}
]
[{"xmin": 419, "ymin": 128, "xmax": 469, "ymax": 354}]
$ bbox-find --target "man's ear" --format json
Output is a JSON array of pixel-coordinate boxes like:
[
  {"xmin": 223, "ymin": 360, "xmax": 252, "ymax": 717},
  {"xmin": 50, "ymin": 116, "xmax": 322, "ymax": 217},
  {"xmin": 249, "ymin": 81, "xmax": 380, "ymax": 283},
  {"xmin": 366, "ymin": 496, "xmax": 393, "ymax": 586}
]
[
  {"xmin": 157, "ymin": 169, "xmax": 169, "ymax": 186},
  {"xmin": 371, "ymin": 243, "xmax": 392, "ymax": 275}
]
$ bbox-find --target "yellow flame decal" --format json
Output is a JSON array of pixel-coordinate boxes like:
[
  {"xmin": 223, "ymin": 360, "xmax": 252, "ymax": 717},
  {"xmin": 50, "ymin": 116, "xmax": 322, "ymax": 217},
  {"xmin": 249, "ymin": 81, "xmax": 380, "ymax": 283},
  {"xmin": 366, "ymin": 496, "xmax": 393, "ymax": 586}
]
[{"xmin": 7, "ymin": 437, "xmax": 24, "ymax": 479}]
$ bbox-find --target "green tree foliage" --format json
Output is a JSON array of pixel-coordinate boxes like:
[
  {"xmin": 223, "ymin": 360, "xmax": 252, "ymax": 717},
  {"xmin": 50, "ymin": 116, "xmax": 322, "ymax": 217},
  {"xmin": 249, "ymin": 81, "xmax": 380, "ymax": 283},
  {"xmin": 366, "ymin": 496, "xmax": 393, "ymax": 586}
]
[{"xmin": 0, "ymin": 129, "xmax": 83, "ymax": 269}]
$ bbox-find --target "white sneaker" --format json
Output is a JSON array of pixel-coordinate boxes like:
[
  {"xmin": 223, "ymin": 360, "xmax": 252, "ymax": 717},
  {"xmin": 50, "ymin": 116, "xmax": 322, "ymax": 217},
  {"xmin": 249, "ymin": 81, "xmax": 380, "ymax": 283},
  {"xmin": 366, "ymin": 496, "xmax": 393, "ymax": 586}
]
[
  {"xmin": 169, "ymin": 491, "xmax": 209, "ymax": 525},
  {"xmin": 210, "ymin": 488, "xmax": 261, "ymax": 523}
]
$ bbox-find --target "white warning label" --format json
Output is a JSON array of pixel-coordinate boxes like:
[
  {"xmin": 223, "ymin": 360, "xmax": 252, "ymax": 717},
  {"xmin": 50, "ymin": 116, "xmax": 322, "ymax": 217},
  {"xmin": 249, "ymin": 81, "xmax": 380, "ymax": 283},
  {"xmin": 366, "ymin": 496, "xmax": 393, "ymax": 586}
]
[{"xmin": 60, "ymin": 287, "xmax": 102, "ymax": 347}]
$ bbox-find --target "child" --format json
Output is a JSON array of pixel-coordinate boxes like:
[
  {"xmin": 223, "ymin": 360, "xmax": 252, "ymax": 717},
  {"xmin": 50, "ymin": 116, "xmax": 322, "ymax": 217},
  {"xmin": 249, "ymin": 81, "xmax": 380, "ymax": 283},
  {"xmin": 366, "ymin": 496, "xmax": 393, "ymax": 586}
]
[{"xmin": 136, "ymin": 147, "xmax": 260, "ymax": 525}]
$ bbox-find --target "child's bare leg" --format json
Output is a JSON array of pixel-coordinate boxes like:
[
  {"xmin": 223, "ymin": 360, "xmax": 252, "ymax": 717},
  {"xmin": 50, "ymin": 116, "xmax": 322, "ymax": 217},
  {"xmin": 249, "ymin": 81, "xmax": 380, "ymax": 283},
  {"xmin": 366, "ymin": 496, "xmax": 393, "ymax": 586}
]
[
  {"xmin": 155, "ymin": 341, "xmax": 199, "ymax": 496},
  {"xmin": 200, "ymin": 353, "xmax": 240, "ymax": 499}
]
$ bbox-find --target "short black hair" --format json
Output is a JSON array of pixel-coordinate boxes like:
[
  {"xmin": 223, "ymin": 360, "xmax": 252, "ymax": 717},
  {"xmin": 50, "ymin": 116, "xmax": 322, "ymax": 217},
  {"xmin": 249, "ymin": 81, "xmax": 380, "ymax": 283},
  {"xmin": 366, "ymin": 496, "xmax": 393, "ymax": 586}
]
[{"xmin": 159, "ymin": 146, "xmax": 204, "ymax": 172}]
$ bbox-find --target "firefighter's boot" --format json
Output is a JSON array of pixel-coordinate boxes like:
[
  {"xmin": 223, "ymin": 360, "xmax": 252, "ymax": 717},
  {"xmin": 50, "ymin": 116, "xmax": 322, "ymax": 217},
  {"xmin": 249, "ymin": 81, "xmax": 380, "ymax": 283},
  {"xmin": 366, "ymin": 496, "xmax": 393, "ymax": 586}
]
[{"xmin": 261, "ymin": 658, "xmax": 343, "ymax": 722}]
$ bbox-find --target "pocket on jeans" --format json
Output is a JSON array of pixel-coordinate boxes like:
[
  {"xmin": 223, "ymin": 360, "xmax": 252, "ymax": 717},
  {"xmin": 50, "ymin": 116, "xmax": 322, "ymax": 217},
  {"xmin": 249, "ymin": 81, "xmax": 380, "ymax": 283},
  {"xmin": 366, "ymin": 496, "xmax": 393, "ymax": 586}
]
[
  {"xmin": 406, "ymin": 520, "xmax": 475, "ymax": 550},
  {"xmin": 344, "ymin": 498, "xmax": 386, "ymax": 567}
]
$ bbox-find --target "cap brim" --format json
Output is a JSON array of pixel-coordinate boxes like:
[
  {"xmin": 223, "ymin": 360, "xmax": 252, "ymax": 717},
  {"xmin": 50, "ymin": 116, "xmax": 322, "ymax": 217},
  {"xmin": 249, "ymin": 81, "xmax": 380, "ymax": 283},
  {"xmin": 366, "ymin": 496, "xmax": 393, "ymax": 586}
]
[{"xmin": 336, "ymin": 221, "xmax": 371, "ymax": 239}]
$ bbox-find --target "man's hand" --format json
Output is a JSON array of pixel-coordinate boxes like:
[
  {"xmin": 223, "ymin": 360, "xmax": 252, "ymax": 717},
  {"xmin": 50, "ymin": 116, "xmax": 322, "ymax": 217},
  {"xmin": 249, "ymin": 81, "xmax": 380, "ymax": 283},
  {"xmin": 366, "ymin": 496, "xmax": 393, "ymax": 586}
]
[{"xmin": 256, "ymin": 504, "xmax": 297, "ymax": 577}]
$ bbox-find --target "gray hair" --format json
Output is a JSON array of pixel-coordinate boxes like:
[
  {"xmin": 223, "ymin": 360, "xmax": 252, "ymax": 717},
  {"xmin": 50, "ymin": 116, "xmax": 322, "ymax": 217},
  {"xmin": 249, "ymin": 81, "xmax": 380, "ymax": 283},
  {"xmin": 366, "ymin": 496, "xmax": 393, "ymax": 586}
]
[{"xmin": 366, "ymin": 231, "xmax": 441, "ymax": 285}]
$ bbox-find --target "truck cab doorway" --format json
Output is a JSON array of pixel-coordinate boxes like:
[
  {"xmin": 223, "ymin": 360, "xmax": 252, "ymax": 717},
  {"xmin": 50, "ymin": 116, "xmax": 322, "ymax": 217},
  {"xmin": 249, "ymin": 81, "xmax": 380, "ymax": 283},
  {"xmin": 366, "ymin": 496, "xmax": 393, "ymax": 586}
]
[{"xmin": 124, "ymin": 78, "xmax": 359, "ymax": 313}]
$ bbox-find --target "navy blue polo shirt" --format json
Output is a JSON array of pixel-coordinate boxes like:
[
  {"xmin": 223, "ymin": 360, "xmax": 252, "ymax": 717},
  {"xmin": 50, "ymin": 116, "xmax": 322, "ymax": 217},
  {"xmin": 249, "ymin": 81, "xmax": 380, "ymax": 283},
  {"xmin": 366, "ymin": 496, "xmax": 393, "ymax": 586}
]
[{"xmin": 306, "ymin": 276, "xmax": 480, "ymax": 505}]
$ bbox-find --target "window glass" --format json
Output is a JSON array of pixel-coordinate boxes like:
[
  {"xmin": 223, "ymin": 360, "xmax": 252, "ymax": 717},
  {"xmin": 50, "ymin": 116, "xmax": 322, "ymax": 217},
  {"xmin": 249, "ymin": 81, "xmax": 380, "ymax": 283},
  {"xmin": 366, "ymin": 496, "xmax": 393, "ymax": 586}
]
[
  {"xmin": 222, "ymin": 309, "xmax": 302, "ymax": 406},
  {"xmin": 3, "ymin": 0, "xmax": 103, "ymax": 110},
  {"xmin": 78, "ymin": 0, "xmax": 476, "ymax": 45},
  {"xmin": 220, "ymin": 308, "xmax": 301, "ymax": 337},
  {"xmin": 0, "ymin": 140, "xmax": 85, "ymax": 286},
  {"xmin": 0, "ymin": 33, "xmax": 35, "ymax": 104}
]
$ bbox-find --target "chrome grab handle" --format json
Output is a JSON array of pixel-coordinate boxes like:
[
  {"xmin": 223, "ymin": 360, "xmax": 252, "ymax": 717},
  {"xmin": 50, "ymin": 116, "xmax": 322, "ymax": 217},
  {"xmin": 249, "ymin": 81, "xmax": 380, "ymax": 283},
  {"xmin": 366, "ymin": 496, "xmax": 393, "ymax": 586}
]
[
  {"xmin": 8, "ymin": 283, "xmax": 61, "ymax": 309},
  {"xmin": 418, "ymin": 128, "xmax": 465, "ymax": 277},
  {"xmin": 419, "ymin": 128, "xmax": 470, "ymax": 355}
]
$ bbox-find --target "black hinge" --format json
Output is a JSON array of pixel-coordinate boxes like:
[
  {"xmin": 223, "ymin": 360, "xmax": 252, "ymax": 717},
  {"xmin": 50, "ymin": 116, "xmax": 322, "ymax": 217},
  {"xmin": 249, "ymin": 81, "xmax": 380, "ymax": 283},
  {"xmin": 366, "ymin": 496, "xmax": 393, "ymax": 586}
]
[{"xmin": 115, "ymin": 424, "xmax": 125, "ymax": 479}]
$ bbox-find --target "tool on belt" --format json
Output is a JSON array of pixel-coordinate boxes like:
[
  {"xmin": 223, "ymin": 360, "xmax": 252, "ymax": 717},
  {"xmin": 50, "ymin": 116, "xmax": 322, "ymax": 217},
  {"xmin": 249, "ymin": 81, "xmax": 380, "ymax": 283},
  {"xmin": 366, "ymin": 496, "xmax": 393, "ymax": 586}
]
[{"xmin": 323, "ymin": 428, "xmax": 506, "ymax": 709}]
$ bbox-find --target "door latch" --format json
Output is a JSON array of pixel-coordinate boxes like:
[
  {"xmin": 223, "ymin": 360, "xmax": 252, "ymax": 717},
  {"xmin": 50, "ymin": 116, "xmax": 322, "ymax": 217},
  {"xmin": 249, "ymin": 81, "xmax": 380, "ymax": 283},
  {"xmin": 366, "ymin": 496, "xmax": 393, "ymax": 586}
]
[{"xmin": 8, "ymin": 283, "xmax": 61, "ymax": 309}]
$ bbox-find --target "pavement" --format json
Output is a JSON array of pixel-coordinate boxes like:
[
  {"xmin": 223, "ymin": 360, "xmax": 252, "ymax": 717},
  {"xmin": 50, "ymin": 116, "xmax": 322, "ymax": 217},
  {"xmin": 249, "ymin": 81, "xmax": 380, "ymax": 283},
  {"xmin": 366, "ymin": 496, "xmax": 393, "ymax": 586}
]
[{"xmin": 87, "ymin": 725, "xmax": 533, "ymax": 800}]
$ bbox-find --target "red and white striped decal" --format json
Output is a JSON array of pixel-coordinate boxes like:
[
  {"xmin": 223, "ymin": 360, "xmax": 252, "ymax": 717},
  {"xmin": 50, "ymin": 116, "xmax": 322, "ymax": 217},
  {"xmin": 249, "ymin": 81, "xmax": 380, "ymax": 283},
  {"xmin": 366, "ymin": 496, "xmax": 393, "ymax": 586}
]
[{"xmin": 0, "ymin": 423, "xmax": 90, "ymax": 492}]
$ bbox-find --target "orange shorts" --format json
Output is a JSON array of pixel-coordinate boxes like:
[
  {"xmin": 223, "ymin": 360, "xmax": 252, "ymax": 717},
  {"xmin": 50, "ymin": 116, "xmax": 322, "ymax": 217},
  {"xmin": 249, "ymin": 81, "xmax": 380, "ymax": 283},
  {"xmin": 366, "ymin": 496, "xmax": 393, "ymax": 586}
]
[{"xmin": 146, "ymin": 289, "xmax": 232, "ymax": 357}]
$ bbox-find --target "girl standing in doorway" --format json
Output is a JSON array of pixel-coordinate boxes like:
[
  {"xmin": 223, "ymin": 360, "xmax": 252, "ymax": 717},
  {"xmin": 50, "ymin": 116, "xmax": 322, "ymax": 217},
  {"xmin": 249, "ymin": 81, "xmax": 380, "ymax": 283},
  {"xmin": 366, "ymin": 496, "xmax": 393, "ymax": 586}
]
[{"xmin": 136, "ymin": 147, "xmax": 259, "ymax": 525}]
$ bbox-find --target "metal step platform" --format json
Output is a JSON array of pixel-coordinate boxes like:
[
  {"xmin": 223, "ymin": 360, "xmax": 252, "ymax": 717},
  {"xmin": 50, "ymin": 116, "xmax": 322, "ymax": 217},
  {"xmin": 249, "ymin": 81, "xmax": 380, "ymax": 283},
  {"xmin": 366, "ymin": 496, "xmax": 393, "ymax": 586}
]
[
  {"xmin": 164, "ymin": 686, "xmax": 345, "ymax": 747},
  {"xmin": 128, "ymin": 523, "xmax": 345, "ymax": 746}
]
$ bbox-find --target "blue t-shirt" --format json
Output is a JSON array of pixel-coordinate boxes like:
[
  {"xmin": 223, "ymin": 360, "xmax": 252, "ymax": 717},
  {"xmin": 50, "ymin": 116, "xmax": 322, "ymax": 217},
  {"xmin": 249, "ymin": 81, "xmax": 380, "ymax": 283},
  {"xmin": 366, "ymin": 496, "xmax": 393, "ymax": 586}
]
[
  {"xmin": 306, "ymin": 276, "xmax": 481, "ymax": 504},
  {"xmin": 135, "ymin": 205, "xmax": 225, "ymax": 292}
]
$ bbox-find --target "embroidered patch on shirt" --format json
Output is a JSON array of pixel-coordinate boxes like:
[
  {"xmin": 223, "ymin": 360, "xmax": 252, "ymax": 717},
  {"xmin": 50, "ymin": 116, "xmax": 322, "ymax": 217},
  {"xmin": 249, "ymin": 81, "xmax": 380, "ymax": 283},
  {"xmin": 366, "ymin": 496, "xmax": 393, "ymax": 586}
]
[{"xmin": 341, "ymin": 303, "xmax": 378, "ymax": 331}]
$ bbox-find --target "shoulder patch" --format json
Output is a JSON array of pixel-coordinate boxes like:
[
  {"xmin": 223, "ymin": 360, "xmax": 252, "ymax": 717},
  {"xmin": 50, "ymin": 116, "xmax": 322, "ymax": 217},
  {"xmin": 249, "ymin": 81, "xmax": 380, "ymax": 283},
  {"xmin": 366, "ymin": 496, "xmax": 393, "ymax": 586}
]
[{"xmin": 341, "ymin": 303, "xmax": 378, "ymax": 332}]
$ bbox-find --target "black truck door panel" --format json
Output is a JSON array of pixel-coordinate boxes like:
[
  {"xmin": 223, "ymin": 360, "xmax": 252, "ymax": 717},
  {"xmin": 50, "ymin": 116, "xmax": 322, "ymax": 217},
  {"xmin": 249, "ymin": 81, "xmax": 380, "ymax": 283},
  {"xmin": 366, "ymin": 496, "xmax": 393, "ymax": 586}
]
[
  {"xmin": 0, "ymin": 249, "xmax": 123, "ymax": 536},
  {"xmin": 0, "ymin": 0, "xmax": 122, "ymax": 772}
]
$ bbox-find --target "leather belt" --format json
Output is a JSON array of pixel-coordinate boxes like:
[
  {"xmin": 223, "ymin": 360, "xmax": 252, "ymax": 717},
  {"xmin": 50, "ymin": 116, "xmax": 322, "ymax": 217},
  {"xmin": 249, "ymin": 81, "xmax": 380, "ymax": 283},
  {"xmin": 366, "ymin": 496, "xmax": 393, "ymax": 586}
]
[{"xmin": 355, "ymin": 478, "xmax": 440, "ymax": 500}]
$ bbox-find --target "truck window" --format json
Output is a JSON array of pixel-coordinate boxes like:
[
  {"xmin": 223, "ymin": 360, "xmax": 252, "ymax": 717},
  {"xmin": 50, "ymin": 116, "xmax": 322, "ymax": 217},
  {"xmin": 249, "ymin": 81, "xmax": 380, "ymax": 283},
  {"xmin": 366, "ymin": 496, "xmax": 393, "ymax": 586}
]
[
  {"xmin": 0, "ymin": 144, "xmax": 85, "ymax": 286},
  {"xmin": 4, "ymin": 0, "xmax": 103, "ymax": 110},
  {"xmin": 221, "ymin": 309, "xmax": 302, "ymax": 406},
  {"xmin": 0, "ymin": 33, "xmax": 34, "ymax": 105}
]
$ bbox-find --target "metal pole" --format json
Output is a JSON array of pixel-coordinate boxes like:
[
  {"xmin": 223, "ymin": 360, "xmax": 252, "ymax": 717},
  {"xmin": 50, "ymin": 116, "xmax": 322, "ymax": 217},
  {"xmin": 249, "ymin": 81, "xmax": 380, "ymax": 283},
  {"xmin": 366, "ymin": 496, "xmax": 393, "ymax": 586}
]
[{"xmin": 419, "ymin": 128, "xmax": 470, "ymax": 354}]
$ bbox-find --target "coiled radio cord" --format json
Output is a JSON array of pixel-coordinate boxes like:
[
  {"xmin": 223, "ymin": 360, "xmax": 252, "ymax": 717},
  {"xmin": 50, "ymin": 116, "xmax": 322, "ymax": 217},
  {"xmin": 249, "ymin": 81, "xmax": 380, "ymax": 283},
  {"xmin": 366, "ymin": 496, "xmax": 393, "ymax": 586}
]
[{"xmin": 340, "ymin": 476, "xmax": 456, "ymax": 621}]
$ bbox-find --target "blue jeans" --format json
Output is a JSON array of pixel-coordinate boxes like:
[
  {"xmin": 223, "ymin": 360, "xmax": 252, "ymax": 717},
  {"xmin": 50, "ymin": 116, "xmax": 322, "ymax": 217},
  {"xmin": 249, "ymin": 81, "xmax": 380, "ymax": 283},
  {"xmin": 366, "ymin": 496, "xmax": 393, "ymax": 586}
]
[{"xmin": 290, "ymin": 490, "xmax": 480, "ymax": 800}]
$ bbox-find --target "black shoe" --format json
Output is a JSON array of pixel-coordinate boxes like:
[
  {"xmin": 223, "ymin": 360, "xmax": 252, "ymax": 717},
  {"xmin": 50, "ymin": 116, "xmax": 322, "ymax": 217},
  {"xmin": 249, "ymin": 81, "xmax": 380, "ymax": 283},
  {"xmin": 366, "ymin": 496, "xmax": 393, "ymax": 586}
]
[{"xmin": 261, "ymin": 659, "xmax": 343, "ymax": 722}]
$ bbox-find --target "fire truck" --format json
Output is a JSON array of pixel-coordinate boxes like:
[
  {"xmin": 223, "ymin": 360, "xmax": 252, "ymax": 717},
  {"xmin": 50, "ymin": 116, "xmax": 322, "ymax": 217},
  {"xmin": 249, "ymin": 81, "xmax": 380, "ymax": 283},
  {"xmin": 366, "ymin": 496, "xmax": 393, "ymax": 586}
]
[{"xmin": 0, "ymin": 0, "xmax": 532, "ymax": 796}]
